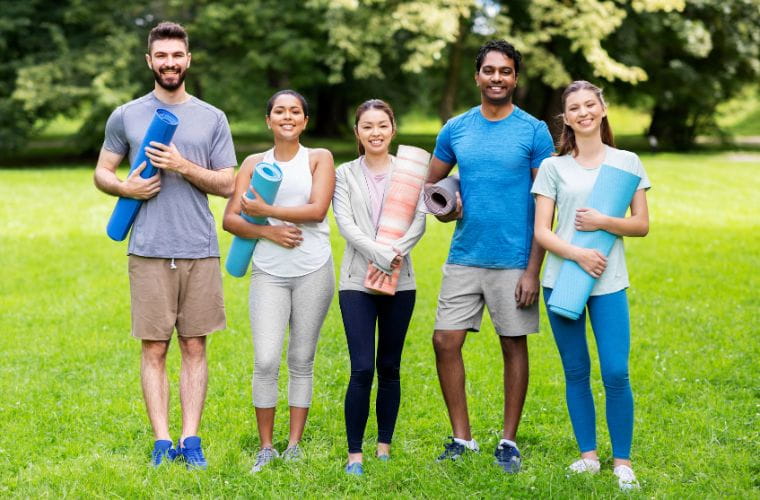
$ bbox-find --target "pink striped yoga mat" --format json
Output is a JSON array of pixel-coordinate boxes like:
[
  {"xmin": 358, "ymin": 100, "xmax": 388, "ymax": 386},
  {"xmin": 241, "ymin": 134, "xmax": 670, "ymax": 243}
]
[{"xmin": 364, "ymin": 145, "xmax": 430, "ymax": 295}]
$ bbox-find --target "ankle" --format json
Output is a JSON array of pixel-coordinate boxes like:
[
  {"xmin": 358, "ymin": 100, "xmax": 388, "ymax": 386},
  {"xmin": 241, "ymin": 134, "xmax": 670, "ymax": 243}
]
[{"xmin": 348, "ymin": 452, "xmax": 363, "ymax": 464}]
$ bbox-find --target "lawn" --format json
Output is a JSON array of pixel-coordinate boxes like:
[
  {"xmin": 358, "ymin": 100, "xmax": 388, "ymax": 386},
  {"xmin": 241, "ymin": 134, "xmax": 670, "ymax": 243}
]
[{"xmin": 0, "ymin": 151, "xmax": 758, "ymax": 497}]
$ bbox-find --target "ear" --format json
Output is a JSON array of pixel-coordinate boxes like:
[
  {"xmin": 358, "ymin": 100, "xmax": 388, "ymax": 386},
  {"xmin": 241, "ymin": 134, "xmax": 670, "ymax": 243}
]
[
  {"xmin": 145, "ymin": 53, "xmax": 152, "ymax": 69},
  {"xmin": 303, "ymin": 115, "xmax": 309, "ymax": 129},
  {"xmin": 562, "ymin": 114, "xmax": 569, "ymax": 126},
  {"xmin": 186, "ymin": 52, "xmax": 192, "ymax": 68},
  {"xmin": 265, "ymin": 115, "xmax": 271, "ymax": 130}
]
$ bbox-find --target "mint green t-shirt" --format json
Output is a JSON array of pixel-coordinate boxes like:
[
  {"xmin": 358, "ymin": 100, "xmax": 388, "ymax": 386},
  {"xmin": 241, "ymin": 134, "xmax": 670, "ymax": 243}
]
[{"xmin": 531, "ymin": 146, "xmax": 651, "ymax": 295}]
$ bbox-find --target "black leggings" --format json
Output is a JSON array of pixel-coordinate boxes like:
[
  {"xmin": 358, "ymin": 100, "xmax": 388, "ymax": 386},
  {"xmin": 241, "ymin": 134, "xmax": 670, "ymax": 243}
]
[{"xmin": 339, "ymin": 289, "xmax": 416, "ymax": 454}]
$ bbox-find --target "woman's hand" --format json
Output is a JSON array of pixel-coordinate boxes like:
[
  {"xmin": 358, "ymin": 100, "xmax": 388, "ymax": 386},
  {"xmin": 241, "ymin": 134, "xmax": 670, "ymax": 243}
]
[
  {"xmin": 574, "ymin": 207, "xmax": 606, "ymax": 231},
  {"xmin": 367, "ymin": 264, "xmax": 393, "ymax": 288},
  {"xmin": 572, "ymin": 247, "xmax": 607, "ymax": 278},
  {"xmin": 240, "ymin": 188, "xmax": 274, "ymax": 218},
  {"xmin": 265, "ymin": 225, "xmax": 303, "ymax": 249}
]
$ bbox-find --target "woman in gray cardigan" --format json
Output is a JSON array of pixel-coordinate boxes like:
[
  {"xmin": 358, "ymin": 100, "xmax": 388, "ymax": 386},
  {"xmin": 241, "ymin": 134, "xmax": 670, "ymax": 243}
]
[{"xmin": 332, "ymin": 99, "xmax": 426, "ymax": 476}]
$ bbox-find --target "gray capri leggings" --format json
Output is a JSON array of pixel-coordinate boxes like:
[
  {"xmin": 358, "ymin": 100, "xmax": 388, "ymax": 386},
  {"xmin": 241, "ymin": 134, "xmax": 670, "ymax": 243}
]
[{"xmin": 249, "ymin": 258, "xmax": 335, "ymax": 408}]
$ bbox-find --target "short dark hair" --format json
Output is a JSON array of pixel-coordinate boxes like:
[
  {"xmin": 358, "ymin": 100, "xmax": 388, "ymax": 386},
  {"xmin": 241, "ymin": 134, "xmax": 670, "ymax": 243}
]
[
  {"xmin": 148, "ymin": 21, "xmax": 189, "ymax": 52},
  {"xmin": 475, "ymin": 40, "xmax": 521, "ymax": 75},
  {"xmin": 266, "ymin": 90, "xmax": 309, "ymax": 117}
]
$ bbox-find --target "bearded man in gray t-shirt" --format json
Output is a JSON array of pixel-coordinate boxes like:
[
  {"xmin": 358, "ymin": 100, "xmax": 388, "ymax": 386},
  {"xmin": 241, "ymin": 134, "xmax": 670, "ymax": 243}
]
[{"xmin": 93, "ymin": 21, "xmax": 236, "ymax": 469}]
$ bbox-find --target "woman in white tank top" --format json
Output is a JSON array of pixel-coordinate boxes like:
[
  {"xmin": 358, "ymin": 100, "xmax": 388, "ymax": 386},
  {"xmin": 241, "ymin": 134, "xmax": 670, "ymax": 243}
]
[{"xmin": 223, "ymin": 90, "xmax": 335, "ymax": 472}]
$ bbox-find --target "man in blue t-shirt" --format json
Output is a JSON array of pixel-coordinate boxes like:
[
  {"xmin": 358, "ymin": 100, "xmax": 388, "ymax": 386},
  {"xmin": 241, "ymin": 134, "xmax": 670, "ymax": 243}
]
[{"xmin": 427, "ymin": 40, "xmax": 554, "ymax": 472}]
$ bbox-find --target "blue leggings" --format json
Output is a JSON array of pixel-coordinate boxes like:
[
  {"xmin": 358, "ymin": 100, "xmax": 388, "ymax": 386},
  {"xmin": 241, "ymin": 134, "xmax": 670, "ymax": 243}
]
[{"xmin": 543, "ymin": 288, "xmax": 634, "ymax": 459}]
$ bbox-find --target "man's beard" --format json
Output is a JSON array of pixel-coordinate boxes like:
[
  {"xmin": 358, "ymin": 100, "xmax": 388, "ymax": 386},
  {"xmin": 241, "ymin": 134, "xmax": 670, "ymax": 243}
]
[
  {"xmin": 481, "ymin": 88, "xmax": 514, "ymax": 106},
  {"xmin": 152, "ymin": 67, "xmax": 186, "ymax": 91}
]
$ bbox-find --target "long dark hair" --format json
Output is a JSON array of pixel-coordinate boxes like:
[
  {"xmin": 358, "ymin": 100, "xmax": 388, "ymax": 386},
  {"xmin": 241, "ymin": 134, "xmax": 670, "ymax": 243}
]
[
  {"xmin": 353, "ymin": 99, "xmax": 396, "ymax": 155},
  {"xmin": 557, "ymin": 81, "xmax": 615, "ymax": 156}
]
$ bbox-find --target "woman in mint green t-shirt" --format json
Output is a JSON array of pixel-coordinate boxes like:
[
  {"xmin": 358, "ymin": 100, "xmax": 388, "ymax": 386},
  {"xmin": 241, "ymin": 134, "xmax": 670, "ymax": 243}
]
[{"xmin": 531, "ymin": 81, "xmax": 650, "ymax": 491}]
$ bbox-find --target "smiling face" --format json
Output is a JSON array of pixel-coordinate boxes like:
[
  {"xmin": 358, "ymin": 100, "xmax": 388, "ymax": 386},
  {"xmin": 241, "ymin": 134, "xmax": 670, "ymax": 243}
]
[
  {"xmin": 266, "ymin": 94, "xmax": 308, "ymax": 141},
  {"xmin": 146, "ymin": 38, "xmax": 190, "ymax": 92},
  {"xmin": 563, "ymin": 89, "xmax": 607, "ymax": 138},
  {"xmin": 475, "ymin": 50, "xmax": 518, "ymax": 106},
  {"xmin": 355, "ymin": 108, "xmax": 395, "ymax": 156}
]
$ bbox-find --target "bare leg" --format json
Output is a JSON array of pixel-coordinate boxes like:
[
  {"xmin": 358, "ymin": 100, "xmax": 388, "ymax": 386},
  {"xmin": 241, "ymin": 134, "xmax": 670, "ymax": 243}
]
[
  {"xmin": 255, "ymin": 407, "xmax": 275, "ymax": 448},
  {"xmin": 141, "ymin": 340, "xmax": 171, "ymax": 441},
  {"xmin": 499, "ymin": 335, "xmax": 529, "ymax": 441},
  {"xmin": 377, "ymin": 442, "xmax": 391, "ymax": 457},
  {"xmin": 288, "ymin": 406, "xmax": 309, "ymax": 446},
  {"xmin": 178, "ymin": 336, "xmax": 207, "ymax": 442},
  {"xmin": 433, "ymin": 329, "xmax": 471, "ymax": 440}
]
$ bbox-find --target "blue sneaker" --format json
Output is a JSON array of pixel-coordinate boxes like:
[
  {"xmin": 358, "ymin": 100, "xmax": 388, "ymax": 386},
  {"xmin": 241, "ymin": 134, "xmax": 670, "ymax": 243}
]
[
  {"xmin": 436, "ymin": 437, "xmax": 477, "ymax": 461},
  {"xmin": 151, "ymin": 439, "xmax": 177, "ymax": 467},
  {"xmin": 178, "ymin": 436, "xmax": 207, "ymax": 470},
  {"xmin": 345, "ymin": 462, "xmax": 364, "ymax": 476},
  {"xmin": 494, "ymin": 441, "xmax": 521, "ymax": 473}
]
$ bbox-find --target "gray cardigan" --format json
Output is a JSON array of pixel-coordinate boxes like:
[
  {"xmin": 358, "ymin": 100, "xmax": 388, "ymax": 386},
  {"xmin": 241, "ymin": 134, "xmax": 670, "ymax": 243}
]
[{"xmin": 333, "ymin": 157, "xmax": 426, "ymax": 292}]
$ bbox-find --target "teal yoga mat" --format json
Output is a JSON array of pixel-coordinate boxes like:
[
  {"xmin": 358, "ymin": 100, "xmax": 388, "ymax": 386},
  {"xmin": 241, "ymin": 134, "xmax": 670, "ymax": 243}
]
[
  {"xmin": 225, "ymin": 162, "xmax": 283, "ymax": 277},
  {"xmin": 546, "ymin": 165, "xmax": 641, "ymax": 320},
  {"xmin": 106, "ymin": 108, "xmax": 179, "ymax": 241}
]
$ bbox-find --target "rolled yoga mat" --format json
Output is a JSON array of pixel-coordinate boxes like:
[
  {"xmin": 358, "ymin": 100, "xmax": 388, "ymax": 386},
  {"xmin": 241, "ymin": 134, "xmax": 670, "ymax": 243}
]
[
  {"xmin": 106, "ymin": 108, "xmax": 179, "ymax": 241},
  {"xmin": 225, "ymin": 162, "xmax": 283, "ymax": 278},
  {"xmin": 423, "ymin": 173, "xmax": 460, "ymax": 216},
  {"xmin": 546, "ymin": 164, "xmax": 641, "ymax": 320},
  {"xmin": 364, "ymin": 145, "xmax": 430, "ymax": 295}
]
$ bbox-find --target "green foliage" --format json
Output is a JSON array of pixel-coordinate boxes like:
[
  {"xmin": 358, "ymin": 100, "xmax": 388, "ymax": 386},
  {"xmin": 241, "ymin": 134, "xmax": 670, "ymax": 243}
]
[{"xmin": 0, "ymin": 151, "xmax": 758, "ymax": 496}]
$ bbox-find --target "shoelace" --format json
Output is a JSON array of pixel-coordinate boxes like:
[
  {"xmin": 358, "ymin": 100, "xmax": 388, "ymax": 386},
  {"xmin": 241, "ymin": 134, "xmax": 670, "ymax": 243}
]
[
  {"xmin": 495, "ymin": 444, "xmax": 518, "ymax": 461},
  {"xmin": 256, "ymin": 448, "xmax": 276, "ymax": 464},
  {"xmin": 183, "ymin": 446, "xmax": 206, "ymax": 463}
]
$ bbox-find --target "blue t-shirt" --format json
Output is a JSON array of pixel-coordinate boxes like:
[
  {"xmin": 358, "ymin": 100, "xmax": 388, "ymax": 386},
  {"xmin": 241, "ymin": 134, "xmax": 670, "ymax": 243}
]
[{"xmin": 433, "ymin": 105, "xmax": 554, "ymax": 269}]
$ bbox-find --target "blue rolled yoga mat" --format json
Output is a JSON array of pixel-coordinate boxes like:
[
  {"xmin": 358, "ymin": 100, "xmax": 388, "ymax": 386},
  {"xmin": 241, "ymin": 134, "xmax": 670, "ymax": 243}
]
[
  {"xmin": 106, "ymin": 108, "xmax": 179, "ymax": 241},
  {"xmin": 225, "ymin": 162, "xmax": 283, "ymax": 277},
  {"xmin": 546, "ymin": 165, "xmax": 641, "ymax": 320}
]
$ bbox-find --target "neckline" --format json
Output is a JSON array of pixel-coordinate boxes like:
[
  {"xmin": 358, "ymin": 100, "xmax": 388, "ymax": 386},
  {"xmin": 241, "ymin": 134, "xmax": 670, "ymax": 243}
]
[
  {"xmin": 571, "ymin": 145, "xmax": 609, "ymax": 171},
  {"xmin": 478, "ymin": 104, "xmax": 517, "ymax": 123}
]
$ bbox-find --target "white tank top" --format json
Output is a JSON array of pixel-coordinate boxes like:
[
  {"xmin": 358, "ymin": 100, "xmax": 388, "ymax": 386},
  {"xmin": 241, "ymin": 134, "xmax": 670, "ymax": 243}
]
[{"xmin": 252, "ymin": 145, "xmax": 332, "ymax": 277}]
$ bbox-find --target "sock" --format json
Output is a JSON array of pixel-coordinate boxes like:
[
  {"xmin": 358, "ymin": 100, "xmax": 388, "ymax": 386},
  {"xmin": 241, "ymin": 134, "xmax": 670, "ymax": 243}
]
[
  {"xmin": 499, "ymin": 438, "xmax": 519, "ymax": 452},
  {"xmin": 454, "ymin": 437, "xmax": 479, "ymax": 450}
]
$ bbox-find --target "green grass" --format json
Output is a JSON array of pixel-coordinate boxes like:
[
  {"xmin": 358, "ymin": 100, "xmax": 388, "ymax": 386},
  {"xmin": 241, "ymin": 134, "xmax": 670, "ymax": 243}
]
[{"xmin": 0, "ymin": 151, "xmax": 758, "ymax": 497}]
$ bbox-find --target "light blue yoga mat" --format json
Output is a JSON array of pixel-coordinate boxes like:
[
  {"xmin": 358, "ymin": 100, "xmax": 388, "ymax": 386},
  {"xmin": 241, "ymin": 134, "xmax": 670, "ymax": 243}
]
[
  {"xmin": 106, "ymin": 108, "xmax": 179, "ymax": 241},
  {"xmin": 546, "ymin": 165, "xmax": 641, "ymax": 320},
  {"xmin": 225, "ymin": 162, "xmax": 283, "ymax": 277}
]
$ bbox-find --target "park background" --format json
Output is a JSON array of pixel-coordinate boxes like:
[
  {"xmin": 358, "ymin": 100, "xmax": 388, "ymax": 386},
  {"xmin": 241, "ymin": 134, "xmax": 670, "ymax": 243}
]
[{"xmin": 1, "ymin": 0, "xmax": 758, "ymax": 497}]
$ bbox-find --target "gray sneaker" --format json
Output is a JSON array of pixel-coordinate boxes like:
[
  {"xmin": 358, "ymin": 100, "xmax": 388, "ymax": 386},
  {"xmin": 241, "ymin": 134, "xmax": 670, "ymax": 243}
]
[
  {"xmin": 251, "ymin": 447, "xmax": 279, "ymax": 473},
  {"xmin": 282, "ymin": 444, "xmax": 303, "ymax": 462}
]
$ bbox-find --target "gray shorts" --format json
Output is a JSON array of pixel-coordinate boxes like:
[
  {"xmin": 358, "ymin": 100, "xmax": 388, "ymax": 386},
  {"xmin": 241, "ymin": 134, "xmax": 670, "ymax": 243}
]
[{"xmin": 434, "ymin": 264, "xmax": 538, "ymax": 336}]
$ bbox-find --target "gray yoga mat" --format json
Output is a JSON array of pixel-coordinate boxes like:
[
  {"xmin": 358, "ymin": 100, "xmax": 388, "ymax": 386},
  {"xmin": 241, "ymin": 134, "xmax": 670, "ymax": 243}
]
[{"xmin": 423, "ymin": 174, "xmax": 460, "ymax": 216}]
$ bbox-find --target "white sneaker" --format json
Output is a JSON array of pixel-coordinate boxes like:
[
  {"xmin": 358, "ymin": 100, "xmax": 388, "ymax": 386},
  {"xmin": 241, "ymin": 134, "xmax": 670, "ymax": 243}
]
[
  {"xmin": 568, "ymin": 458, "xmax": 601, "ymax": 474},
  {"xmin": 613, "ymin": 464, "xmax": 640, "ymax": 490}
]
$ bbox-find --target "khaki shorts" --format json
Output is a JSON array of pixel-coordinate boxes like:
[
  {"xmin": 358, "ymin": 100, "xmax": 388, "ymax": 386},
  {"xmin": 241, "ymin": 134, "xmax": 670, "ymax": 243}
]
[
  {"xmin": 434, "ymin": 264, "xmax": 538, "ymax": 337},
  {"xmin": 128, "ymin": 256, "xmax": 226, "ymax": 341}
]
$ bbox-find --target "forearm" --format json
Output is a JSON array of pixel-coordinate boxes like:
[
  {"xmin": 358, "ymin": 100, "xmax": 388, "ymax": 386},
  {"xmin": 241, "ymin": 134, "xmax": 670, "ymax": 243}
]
[
  {"xmin": 535, "ymin": 227, "xmax": 583, "ymax": 262},
  {"xmin": 179, "ymin": 161, "xmax": 235, "ymax": 198},
  {"xmin": 94, "ymin": 167, "xmax": 125, "ymax": 197},
  {"xmin": 598, "ymin": 213, "xmax": 649, "ymax": 237},
  {"xmin": 223, "ymin": 212, "xmax": 273, "ymax": 240},
  {"xmin": 268, "ymin": 203, "xmax": 329, "ymax": 224},
  {"xmin": 524, "ymin": 235, "xmax": 545, "ymax": 275}
]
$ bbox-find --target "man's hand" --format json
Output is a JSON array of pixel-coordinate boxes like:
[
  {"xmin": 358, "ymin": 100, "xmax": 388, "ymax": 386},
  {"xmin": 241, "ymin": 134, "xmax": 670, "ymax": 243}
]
[
  {"xmin": 515, "ymin": 270, "xmax": 539, "ymax": 308},
  {"xmin": 435, "ymin": 191, "xmax": 463, "ymax": 223},
  {"xmin": 145, "ymin": 142, "xmax": 188, "ymax": 175},
  {"xmin": 122, "ymin": 161, "xmax": 161, "ymax": 200}
]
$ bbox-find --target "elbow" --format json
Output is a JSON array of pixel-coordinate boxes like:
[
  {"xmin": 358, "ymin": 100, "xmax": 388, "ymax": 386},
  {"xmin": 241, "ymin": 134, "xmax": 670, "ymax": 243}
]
[
  {"xmin": 222, "ymin": 214, "xmax": 235, "ymax": 234},
  {"xmin": 220, "ymin": 183, "xmax": 235, "ymax": 199},
  {"xmin": 638, "ymin": 223, "xmax": 649, "ymax": 237}
]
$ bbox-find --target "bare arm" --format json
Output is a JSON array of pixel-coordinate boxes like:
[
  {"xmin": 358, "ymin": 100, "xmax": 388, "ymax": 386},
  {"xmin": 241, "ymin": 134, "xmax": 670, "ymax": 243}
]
[
  {"xmin": 93, "ymin": 148, "xmax": 161, "ymax": 200},
  {"xmin": 222, "ymin": 153, "xmax": 303, "ymax": 248},
  {"xmin": 534, "ymin": 194, "xmax": 607, "ymax": 279},
  {"xmin": 426, "ymin": 156, "xmax": 461, "ymax": 223},
  {"xmin": 241, "ymin": 148, "xmax": 335, "ymax": 223},
  {"xmin": 515, "ymin": 168, "xmax": 546, "ymax": 307},
  {"xmin": 574, "ymin": 189, "xmax": 649, "ymax": 237},
  {"xmin": 145, "ymin": 142, "xmax": 235, "ymax": 198}
]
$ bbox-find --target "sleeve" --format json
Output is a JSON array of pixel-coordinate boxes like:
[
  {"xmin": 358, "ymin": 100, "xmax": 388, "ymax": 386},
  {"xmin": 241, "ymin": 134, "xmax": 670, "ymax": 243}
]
[
  {"xmin": 208, "ymin": 113, "xmax": 238, "ymax": 170},
  {"xmin": 102, "ymin": 107, "xmax": 128, "ymax": 156},
  {"xmin": 432, "ymin": 120, "xmax": 456, "ymax": 165},
  {"xmin": 332, "ymin": 165, "xmax": 398, "ymax": 272},
  {"xmin": 530, "ymin": 157, "xmax": 558, "ymax": 201},
  {"xmin": 632, "ymin": 153, "xmax": 652, "ymax": 190},
  {"xmin": 530, "ymin": 121, "xmax": 555, "ymax": 168}
]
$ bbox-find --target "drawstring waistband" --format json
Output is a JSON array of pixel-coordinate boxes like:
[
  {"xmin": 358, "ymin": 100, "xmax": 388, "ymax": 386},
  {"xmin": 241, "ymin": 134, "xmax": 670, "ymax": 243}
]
[{"xmin": 170, "ymin": 258, "xmax": 177, "ymax": 270}]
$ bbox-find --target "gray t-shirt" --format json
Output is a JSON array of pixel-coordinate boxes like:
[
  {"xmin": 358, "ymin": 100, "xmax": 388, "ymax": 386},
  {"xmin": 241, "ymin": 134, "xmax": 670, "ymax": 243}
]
[
  {"xmin": 103, "ymin": 92, "xmax": 237, "ymax": 258},
  {"xmin": 531, "ymin": 146, "xmax": 651, "ymax": 295}
]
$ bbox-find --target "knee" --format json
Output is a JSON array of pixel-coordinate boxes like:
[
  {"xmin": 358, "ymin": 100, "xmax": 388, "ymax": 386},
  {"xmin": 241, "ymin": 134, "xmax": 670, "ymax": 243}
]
[
  {"xmin": 142, "ymin": 340, "xmax": 169, "ymax": 365},
  {"xmin": 601, "ymin": 367, "xmax": 630, "ymax": 390},
  {"xmin": 563, "ymin": 363, "xmax": 591, "ymax": 384},
  {"xmin": 376, "ymin": 361, "xmax": 400, "ymax": 382},
  {"xmin": 432, "ymin": 332, "xmax": 460, "ymax": 358},
  {"xmin": 179, "ymin": 337, "xmax": 206, "ymax": 360},
  {"xmin": 254, "ymin": 357, "xmax": 281, "ymax": 380},
  {"xmin": 350, "ymin": 365, "xmax": 375, "ymax": 387}
]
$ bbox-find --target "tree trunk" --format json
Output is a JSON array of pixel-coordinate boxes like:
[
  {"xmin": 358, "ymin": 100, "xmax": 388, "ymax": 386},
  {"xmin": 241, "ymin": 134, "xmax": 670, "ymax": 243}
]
[
  {"xmin": 648, "ymin": 105, "xmax": 698, "ymax": 151},
  {"xmin": 438, "ymin": 13, "xmax": 472, "ymax": 124},
  {"xmin": 312, "ymin": 85, "xmax": 350, "ymax": 137}
]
